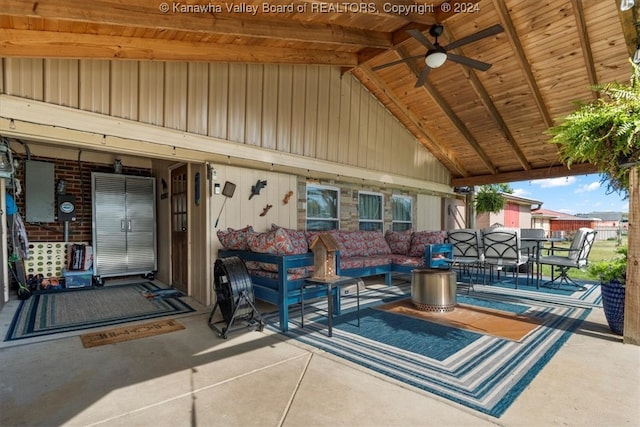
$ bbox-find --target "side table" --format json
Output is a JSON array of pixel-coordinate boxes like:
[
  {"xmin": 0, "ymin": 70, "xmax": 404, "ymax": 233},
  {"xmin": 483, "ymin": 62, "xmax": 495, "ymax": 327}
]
[{"xmin": 301, "ymin": 276, "xmax": 361, "ymax": 337}]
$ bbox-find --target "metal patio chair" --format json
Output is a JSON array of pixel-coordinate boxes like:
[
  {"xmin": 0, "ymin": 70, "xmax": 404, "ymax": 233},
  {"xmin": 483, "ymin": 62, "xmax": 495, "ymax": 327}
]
[
  {"xmin": 447, "ymin": 229, "xmax": 484, "ymax": 293},
  {"xmin": 538, "ymin": 228, "xmax": 597, "ymax": 290},
  {"xmin": 482, "ymin": 227, "xmax": 529, "ymax": 289}
]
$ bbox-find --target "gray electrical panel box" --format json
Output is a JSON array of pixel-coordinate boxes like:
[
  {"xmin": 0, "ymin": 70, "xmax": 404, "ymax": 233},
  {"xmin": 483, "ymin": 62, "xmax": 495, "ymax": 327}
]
[{"xmin": 25, "ymin": 160, "xmax": 55, "ymax": 222}]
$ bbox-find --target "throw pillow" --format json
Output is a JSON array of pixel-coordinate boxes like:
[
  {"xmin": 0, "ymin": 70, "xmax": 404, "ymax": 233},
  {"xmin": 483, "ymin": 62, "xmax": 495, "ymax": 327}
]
[
  {"xmin": 385, "ymin": 229, "xmax": 413, "ymax": 255},
  {"xmin": 409, "ymin": 230, "xmax": 447, "ymax": 258},
  {"xmin": 216, "ymin": 225, "xmax": 254, "ymax": 250}
]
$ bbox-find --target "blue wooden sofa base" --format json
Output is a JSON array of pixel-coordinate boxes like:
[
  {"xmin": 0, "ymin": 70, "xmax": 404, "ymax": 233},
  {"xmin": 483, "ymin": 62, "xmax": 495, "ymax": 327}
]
[{"xmin": 217, "ymin": 249, "xmax": 423, "ymax": 332}]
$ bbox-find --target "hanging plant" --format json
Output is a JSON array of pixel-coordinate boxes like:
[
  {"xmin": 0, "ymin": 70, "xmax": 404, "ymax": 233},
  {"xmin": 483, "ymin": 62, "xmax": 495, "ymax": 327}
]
[
  {"xmin": 548, "ymin": 60, "xmax": 640, "ymax": 197},
  {"xmin": 475, "ymin": 184, "xmax": 512, "ymax": 214}
]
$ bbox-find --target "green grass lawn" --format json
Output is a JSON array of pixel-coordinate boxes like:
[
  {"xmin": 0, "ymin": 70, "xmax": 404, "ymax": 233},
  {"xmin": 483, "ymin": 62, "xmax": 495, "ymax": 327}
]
[{"xmin": 538, "ymin": 236, "xmax": 627, "ymax": 281}]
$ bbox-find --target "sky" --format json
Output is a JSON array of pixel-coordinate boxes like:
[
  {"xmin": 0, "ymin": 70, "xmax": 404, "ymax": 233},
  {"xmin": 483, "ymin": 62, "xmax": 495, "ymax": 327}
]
[{"xmin": 509, "ymin": 173, "xmax": 629, "ymax": 215}]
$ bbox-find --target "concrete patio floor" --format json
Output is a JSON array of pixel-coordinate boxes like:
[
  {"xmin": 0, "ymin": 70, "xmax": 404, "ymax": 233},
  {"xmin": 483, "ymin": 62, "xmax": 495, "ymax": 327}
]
[{"xmin": 0, "ymin": 281, "xmax": 638, "ymax": 427}]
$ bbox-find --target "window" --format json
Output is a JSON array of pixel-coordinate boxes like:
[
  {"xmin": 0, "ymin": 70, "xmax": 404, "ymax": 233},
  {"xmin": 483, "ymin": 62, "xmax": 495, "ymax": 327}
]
[
  {"xmin": 306, "ymin": 184, "xmax": 339, "ymax": 230},
  {"xmin": 359, "ymin": 192, "xmax": 383, "ymax": 231},
  {"xmin": 391, "ymin": 195, "xmax": 412, "ymax": 231}
]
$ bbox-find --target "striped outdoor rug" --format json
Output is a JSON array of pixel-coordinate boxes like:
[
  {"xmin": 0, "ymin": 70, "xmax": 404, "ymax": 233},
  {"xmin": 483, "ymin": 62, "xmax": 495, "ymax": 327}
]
[{"xmin": 267, "ymin": 279, "xmax": 594, "ymax": 418}]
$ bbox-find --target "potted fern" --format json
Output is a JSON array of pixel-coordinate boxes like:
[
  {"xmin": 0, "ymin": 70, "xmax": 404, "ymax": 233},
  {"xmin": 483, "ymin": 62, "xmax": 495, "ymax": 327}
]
[
  {"xmin": 548, "ymin": 60, "xmax": 639, "ymax": 337},
  {"xmin": 588, "ymin": 247, "xmax": 627, "ymax": 335}
]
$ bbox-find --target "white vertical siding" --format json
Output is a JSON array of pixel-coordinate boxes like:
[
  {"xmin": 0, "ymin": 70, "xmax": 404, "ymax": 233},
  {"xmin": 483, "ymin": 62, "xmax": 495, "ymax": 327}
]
[
  {"xmin": 208, "ymin": 63, "xmax": 229, "ymax": 139},
  {"xmin": 4, "ymin": 58, "xmax": 44, "ymax": 100},
  {"xmin": 164, "ymin": 62, "xmax": 188, "ymax": 131},
  {"xmin": 187, "ymin": 62, "xmax": 209, "ymax": 135},
  {"xmin": 110, "ymin": 61, "xmax": 138, "ymax": 121},
  {"xmin": 245, "ymin": 64, "xmax": 263, "ymax": 147},
  {"xmin": 138, "ymin": 62, "xmax": 164, "ymax": 126},
  {"xmin": 227, "ymin": 63, "xmax": 247, "ymax": 143},
  {"xmin": 261, "ymin": 64, "xmax": 278, "ymax": 151},
  {"xmin": 44, "ymin": 59, "xmax": 79, "ymax": 108},
  {"xmin": 79, "ymin": 60, "xmax": 109, "ymax": 114},
  {"xmin": 416, "ymin": 194, "xmax": 443, "ymax": 230},
  {"xmin": 276, "ymin": 65, "xmax": 293, "ymax": 153},
  {"xmin": 3, "ymin": 59, "xmax": 450, "ymax": 185}
]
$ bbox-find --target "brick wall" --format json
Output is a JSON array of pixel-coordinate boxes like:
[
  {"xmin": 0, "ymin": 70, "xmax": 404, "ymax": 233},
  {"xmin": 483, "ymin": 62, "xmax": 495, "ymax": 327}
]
[{"xmin": 10, "ymin": 155, "xmax": 151, "ymax": 244}]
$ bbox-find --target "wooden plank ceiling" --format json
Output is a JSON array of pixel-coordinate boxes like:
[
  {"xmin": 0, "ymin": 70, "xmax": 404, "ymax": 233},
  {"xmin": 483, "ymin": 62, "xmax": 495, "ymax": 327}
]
[{"xmin": 1, "ymin": 0, "xmax": 638, "ymax": 186}]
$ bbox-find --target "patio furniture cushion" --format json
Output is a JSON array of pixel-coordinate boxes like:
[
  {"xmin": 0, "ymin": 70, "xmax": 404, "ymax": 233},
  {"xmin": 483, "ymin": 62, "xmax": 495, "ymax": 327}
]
[
  {"xmin": 409, "ymin": 230, "xmax": 447, "ymax": 258},
  {"xmin": 271, "ymin": 224, "xmax": 309, "ymax": 254},
  {"xmin": 247, "ymin": 227, "xmax": 306, "ymax": 255},
  {"xmin": 216, "ymin": 225, "xmax": 255, "ymax": 250},
  {"xmin": 362, "ymin": 231, "xmax": 392, "ymax": 256},
  {"xmin": 385, "ymin": 229, "xmax": 413, "ymax": 255}
]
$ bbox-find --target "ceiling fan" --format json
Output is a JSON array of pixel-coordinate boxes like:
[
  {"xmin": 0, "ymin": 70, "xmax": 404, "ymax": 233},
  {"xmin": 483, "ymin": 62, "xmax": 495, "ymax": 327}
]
[{"xmin": 372, "ymin": 24, "xmax": 504, "ymax": 87}]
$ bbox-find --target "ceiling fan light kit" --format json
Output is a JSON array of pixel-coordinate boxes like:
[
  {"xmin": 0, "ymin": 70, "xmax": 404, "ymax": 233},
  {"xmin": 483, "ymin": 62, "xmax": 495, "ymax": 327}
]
[
  {"xmin": 620, "ymin": 0, "xmax": 634, "ymax": 11},
  {"xmin": 425, "ymin": 49, "xmax": 447, "ymax": 68}
]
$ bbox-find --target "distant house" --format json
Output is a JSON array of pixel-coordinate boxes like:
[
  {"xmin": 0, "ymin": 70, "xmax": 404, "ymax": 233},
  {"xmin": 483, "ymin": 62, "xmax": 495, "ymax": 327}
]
[
  {"xmin": 476, "ymin": 193, "xmax": 543, "ymax": 229},
  {"xmin": 531, "ymin": 208, "xmax": 600, "ymax": 238},
  {"xmin": 576, "ymin": 211, "xmax": 628, "ymax": 230}
]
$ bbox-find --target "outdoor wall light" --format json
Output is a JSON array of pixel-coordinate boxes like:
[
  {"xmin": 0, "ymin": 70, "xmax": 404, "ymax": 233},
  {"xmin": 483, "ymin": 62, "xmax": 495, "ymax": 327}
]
[
  {"xmin": 633, "ymin": 46, "xmax": 640, "ymax": 65},
  {"xmin": 620, "ymin": 0, "xmax": 634, "ymax": 11}
]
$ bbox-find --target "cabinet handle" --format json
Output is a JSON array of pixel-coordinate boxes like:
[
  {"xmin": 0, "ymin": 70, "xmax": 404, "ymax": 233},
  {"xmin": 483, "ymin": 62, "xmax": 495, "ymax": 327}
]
[
  {"xmin": 128, "ymin": 220, "xmax": 132, "ymax": 232},
  {"xmin": 121, "ymin": 220, "xmax": 125, "ymax": 232}
]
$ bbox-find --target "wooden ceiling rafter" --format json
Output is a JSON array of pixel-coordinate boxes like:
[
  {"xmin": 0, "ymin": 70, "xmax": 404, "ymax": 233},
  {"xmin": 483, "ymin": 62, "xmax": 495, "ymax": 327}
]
[
  {"xmin": 1, "ymin": 0, "xmax": 394, "ymax": 49},
  {"xmin": 451, "ymin": 162, "xmax": 598, "ymax": 187},
  {"xmin": 492, "ymin": 0, "xmax": 554, "ymax": 129},
  {"xmin": 355, "ymin": 64, "xmax": 471, "ymax": 177},
  {"xmin": 571, "ymin": 0, "xmax": 599, "ymax": 98},
  {"xmin": 0, "ymin": 28, "xmax": 359, "ymax": 65},
  {"xmin": 441, "ymin": 25, "xmax": 531, "ymax": 171}
]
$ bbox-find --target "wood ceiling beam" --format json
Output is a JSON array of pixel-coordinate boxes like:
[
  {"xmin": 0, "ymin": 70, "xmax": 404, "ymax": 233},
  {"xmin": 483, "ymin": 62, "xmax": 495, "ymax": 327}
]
[
  {"xmin": 0, "ymin": 29, "xmax": 358, "ymax": 65},
  {"xmin": 392, "ymin": 44, "xmax": 496, "ymax": 175},
  {"xmin": 354, "ymin": 65, "xmax": 471, "ymax": 177},
  {"xmin": 451, "ymin": 162, "xmax": 599, "ymax": 187},
  {"xmin": 1, "ymin": 0, "xmax": 393, "ymax": 49},
  {"xmin": 618, "ymin": 1, "xmax": 640, "ymax": 56},
  {"xmin": 571, "ymin": 0, "xmax": 599, "ymax": 99},
  {"xmin": 493, "ymin": 0, "xmax": 554, "ymax": 128},
  {"xmin": 422, "ymin": 78, "xmax": 497, "ymax": 175},
  {"xmin": 442, "ymin": 26, "xmax": 531, "ymax": 171}
]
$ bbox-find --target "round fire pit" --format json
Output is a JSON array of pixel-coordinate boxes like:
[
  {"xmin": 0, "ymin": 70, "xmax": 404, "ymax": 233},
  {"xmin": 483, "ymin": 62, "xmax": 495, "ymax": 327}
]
[{"xmin": 411, "ymin": 269, "xmax": 457, "ymax": 312}]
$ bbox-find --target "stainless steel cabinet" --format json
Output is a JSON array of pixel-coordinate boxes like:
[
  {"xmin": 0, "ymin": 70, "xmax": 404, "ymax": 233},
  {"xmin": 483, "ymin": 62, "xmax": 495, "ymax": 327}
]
[{"xmin": 92, "ymin": 172, "xmax": 157, "ymax": 281}]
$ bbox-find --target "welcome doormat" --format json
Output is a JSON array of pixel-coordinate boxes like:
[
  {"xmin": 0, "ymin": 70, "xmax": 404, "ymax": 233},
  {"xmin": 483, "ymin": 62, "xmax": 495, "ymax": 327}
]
[
  {"xmin": 375, "ymin": 298, "xmax": 544, "ymax": 342},
  {"xmin": 269, "ymin": 283, "xmax": 591, "ymax": 418},
  {"xmin": 80, "ymin": 319, "xmax": 185, "ymax": 348},
  {"xmin": 4, "ymin": 282, "xmax": 195, "ymax": 342}
]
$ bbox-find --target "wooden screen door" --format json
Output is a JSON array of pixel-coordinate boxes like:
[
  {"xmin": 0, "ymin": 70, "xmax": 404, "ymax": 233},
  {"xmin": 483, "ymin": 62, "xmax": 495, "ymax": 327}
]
[{"xmin": 171, "ymin": 165, "xmax": 188, "ymax": 293}]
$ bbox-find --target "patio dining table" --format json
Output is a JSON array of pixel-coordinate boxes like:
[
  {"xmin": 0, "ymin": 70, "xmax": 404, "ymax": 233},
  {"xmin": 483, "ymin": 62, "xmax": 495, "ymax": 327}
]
[{"xmin": 521, "ymin": 236, "xmax": 565, "ymax": 288}]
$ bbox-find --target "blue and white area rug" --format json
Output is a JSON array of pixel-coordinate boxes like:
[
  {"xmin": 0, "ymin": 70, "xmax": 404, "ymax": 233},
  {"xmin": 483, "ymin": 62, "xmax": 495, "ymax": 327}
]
[{"xmin": 267, "ymin": 280, "xmax": 596, "ymax": 418}]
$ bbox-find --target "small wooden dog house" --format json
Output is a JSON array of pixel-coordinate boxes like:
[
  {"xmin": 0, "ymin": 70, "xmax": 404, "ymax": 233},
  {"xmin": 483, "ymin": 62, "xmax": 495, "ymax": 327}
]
[{"xmin": 310, "ymin": 233, "xmax": 340, "ymax": 279}]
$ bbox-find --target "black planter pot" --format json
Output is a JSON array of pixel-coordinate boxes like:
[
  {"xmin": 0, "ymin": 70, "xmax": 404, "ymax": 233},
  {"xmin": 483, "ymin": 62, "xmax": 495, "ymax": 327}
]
[{"xmin": 600, "ymin": 281, "xmax": 625, "ymax": 335}]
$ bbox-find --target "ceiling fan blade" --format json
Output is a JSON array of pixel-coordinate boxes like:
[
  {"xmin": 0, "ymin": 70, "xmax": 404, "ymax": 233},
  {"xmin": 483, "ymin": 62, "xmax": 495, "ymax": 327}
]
[
  {"xmin": 444, "ymin": 24, "xmax": 504, "ymax": 51},
  {"xmin": 414, "ymin": 66, "xmax": 431, "ymax": 87},
  {"xmin": 406, "ymin": 28, "xmax": 436, "ymax": 50},
  {"xmin": 372, "ymin": 55, "xmax": 424, "ymax": 71},
  {"xmin": 447, "ymin": 53, "xmax": 492, "ymax": 71}
]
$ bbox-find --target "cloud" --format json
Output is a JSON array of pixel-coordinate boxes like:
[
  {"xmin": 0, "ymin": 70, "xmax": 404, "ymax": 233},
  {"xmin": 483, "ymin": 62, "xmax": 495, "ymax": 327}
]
[
  {"xmin": 574, "ymin": 181, "xmax": 601, "ymax": 193},
  {"xmin": 534, "ymin": 177, "xmax": 577, "ymax": 188},
  {"xmin": 511, "ymin": 188, "xmax": 530, "ymax": 197}
]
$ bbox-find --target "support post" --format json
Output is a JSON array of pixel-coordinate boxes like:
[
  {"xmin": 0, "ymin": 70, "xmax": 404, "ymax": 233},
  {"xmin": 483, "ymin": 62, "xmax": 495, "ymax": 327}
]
[{"xmin": 624, "ymin": 166, "xmax": 639, "ymax": 345}]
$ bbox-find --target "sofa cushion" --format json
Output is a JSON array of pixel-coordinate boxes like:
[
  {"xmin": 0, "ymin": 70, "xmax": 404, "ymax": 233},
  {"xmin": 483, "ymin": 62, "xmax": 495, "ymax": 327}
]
[
  {"xmin": 362, "ymin": 231, "xmax": 392, "ymax": 256},
  {"xmin": 385, "ymin": 229, "xmax": 413, "ymax": 255},
  {"xmin": 390, "ymin": 254, "xmax": 426, "ymax": 268},
  {"xmin": 409, "ymin": 230, "xmax": 447, "ymax": 258},
  {"xmin": 217, "ymin": 225, "xmax": 255, "ymax": 250},
  {"xmin": 334, "ymin": 231, "xmax": 368, "ymax": 258},
  {"xmin": 247, "ymin": 227, "xmax": 306, "ymax": 255},
  {"xmin": 339, "ymin": 257, "xmax": 365, "ymax": 270},
  {"xmin": 271, "ymin": 224, "xmax": 309, "ymax": 254},
  {"xmin": 362, "ymin": 255, "xmax": 392, "ymax": 267}
]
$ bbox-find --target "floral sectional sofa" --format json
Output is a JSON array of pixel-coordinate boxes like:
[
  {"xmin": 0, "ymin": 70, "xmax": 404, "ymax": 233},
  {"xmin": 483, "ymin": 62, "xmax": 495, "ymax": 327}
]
[{"xmin": 217, "ymin": 225, "xmax": 447, "ymax": 331}]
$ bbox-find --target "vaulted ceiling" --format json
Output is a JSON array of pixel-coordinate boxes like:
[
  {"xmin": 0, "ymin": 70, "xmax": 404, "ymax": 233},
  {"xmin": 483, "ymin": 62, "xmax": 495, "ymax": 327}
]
[{"xmin": 1, "ymin": 0, "xmax": 638, "ymax": 186}]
